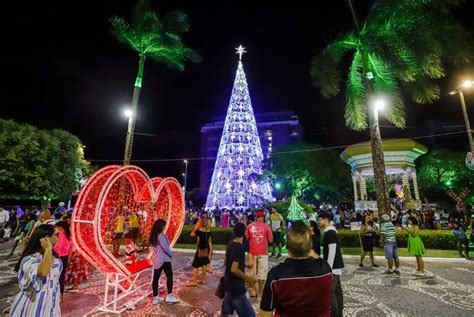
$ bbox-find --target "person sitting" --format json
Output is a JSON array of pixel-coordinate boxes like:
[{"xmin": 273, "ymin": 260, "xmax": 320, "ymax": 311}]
[
  {"xmin": 259, "ymin": 221, "xmax": 333, "ymax": 317},
  {"xmin": 124, "ymin": 234, "xmax": 138, "ymax": 265}
]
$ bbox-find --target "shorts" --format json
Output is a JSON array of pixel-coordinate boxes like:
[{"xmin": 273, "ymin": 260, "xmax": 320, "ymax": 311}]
[
  {"xmin": 273, "ymin": 231, "xmax": 281, "ymax": 244},
  {"xmin": 251, "ymin": 255, "xmax": 268, "ymax": 280},
  {"xmin": 384, "ymin": 241, "xmax": 398, "ymax": 260},
  {"xmin": 113, "ymin": 232, "xmax": 123, "ymax": 240},
  {"xmin": 129, "ymin": 228, "xmax": 139, "ymax": 239}
]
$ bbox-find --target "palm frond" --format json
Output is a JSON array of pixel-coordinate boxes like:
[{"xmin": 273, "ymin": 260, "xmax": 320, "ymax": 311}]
[
  {"xmin": 345, "ymin": 51, "xmax": 367, "ymax": 131},
  {"xmin": 324, "ymin": 32, "xmax": 359, "ymax": 63},
  {"xmin": 383, "ymin": 91, "xmax": 406, "ymax": 128},
  {"xmin": 367, "ymin": 53, "xmax": 406, "ymax": 128},
  {"xmin": 310, "ymin": 53, "xmax": 342, "ymax": 97},
  {"xmin": 110, "ymin": 7, "xmax": 200, "ymax": 70},
  {"xmin": 402, "ymin": 77, "xmax": 440, "ymax": 104},
  {"xmin": 109, "ymin": 16, "xmax": 141, "ymax": 53}
]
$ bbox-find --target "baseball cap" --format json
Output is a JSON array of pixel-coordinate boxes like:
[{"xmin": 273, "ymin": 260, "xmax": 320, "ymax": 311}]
[{"xmin": 256, "ymin": 211, "xmax": 265, "ymax": 218}]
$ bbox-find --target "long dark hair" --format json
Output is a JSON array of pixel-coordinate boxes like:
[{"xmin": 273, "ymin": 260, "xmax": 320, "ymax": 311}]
[
  {"xmin": 408, "ymin": 216, "xmax": 419, "ymax": 226},
  {"xmin": 55, "ymin": 221, "xmax": 71, "ymax": 240},
  {"xmin": 149, "ymin": 219, "xmax": 166, "ymax": 247},
  {"xmin": 15, "ymin": 224, "xmax": 56, "ymax": 272},
  {"xmin": 309, "ymin": 220, "xmax": 321, "ymax": 238}
]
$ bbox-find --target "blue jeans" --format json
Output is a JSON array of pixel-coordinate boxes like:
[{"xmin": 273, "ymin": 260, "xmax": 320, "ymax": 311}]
[
  {"xmin": 384, "ymin": 241, "xmax": 398, "ymax": 260},
  {"xmin": 221, "ymin": 292, "xmax": 255, "ymax": 317}
]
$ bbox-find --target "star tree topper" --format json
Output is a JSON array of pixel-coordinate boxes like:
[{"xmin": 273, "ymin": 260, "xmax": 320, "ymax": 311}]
[{"xmin": 236, "ymin": 45, "xmax": 247, "ymax": 60}]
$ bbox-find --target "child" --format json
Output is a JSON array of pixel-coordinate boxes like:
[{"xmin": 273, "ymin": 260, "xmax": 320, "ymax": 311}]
[
  {"xmin": 150, "ymin": 219, "xmax": 179, "ymax": 304},
  {"xmin": 452, "ymin": 221, "xmax": 469, "ymax": 259},
  {"xmin": 125, "ymin": 235, "xmax": 137, "ymax": 265}
]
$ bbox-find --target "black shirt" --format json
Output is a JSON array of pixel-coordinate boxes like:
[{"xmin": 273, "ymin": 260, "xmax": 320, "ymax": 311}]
[
  {"xmin": 322, "ymin": 228, "xmax": 344, "ymax": 270},
  {"xmin": 311, "ymin": 234, "xmax": 321, "ymax": 256},
  {"xmin": 260, "ymin": 257, "xmax": 333, "ymax": 316},
  {"xmin": 196, "ymin": 230, "xmax": 211, "ymax": 250},
  {"xmin": 224, "ymin": 241, "xmax": 246, "ymax": 296}
]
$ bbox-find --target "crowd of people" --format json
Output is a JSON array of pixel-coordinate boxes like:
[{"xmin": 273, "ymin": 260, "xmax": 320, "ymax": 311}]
[{"xmin": 1, "ymin": 202, "xmax": 473, "ymax": 316}]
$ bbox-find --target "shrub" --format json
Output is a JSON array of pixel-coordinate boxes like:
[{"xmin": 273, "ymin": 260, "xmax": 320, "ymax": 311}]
[
  {"xmin": 177, "ymin": 225, "xmax": 234, "ymax": 245},
  {"xmin": 177, "ymin": 225, "xmax": 458, "ymax": 250}
]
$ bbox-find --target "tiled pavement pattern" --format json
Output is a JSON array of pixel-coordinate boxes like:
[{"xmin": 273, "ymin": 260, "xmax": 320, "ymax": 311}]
[{"xmin": 1, "ymin": 240, "xmax": 473, "ymax": 316}]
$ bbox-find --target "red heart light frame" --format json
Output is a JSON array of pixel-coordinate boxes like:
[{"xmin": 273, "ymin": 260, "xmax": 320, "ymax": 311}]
[{"xmin": 71, "ymin": 165, "xmax": 184, "ymax": 279}]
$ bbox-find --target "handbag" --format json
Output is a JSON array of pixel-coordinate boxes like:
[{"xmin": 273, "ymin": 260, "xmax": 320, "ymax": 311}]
[{"xmin": 215, "ymin": 276, "xmax": 225, "ymax": 299}]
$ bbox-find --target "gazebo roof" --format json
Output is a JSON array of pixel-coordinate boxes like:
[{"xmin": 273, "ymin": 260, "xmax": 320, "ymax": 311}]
[
  {"xmin": 340, "ymin": 139, "xmax": 428, "ymax": 173},
  {"xmin": 340, "ymin": 138, "xmax": 428, "ymax": 161}
]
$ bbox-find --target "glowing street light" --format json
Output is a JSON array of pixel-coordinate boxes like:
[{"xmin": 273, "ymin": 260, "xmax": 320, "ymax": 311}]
[
  {"xmin": 373, "ymin": 98, "xmax": 387, "ymax": 112},
  {"xmin": 124, "ymin": 109, "xmax": 133, "ymax": 118},
  {"xmin": 463, "ymin": 80, "xmax": 473, "ymax": 89}
]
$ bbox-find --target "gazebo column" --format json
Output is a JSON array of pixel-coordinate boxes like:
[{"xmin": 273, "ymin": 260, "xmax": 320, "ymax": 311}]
[
  {"xmin": 412, "ymin": 171, "xmax": 420, "ymax": 201},
  {"xmin": 359, "ymin": 176, "xmax": 367, "ymax": 201},
  {"xmin": 352, "ymin": 174, "xmax": 359, "ymax": 201},
  {"xmin": 402, "ymin": 170, "xmax": 412, "ymax": 200}
]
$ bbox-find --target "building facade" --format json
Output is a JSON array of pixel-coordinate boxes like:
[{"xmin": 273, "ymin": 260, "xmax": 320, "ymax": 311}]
[{"xmin": 200, "ymin": 111, "xmax": 301, "ymax": 195}]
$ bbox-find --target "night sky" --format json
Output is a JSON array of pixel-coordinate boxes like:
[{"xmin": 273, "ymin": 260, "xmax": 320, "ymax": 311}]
[{"xmin": 2, "ymin": 0, "xmax": 474, "ymax": 190}]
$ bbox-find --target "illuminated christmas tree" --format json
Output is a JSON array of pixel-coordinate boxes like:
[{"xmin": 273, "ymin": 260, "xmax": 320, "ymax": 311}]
[
  {"xmin": 287, "ymin": 195, "xmax": 307, "ymax": 223},
  {"xmin": 205, "ymin": 46, "xmax": 273, "ymax": 210}
]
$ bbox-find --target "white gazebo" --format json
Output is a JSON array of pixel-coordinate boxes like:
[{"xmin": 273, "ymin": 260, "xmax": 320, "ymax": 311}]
[{"xmin": 340, "ymin": 139, "xmax": 428, "ymax": 211}]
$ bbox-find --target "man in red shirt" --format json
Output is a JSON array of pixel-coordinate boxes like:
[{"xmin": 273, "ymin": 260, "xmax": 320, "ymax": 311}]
[
  {"xmin": 259, "ymin": 221, "xmax": 333, "ymax": 316},
  {"xmin": 246, "ymin": 210, "xmax": 273, "ymax": 299}
]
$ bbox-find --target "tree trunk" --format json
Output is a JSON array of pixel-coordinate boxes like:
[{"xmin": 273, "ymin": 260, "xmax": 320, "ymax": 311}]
[
  {"xmin": 367, "ymin": 104, "xmax": 391, "ymax": 214},
  {"xmin": 348, "ymin": 0, "xmax": 390, "ymax": 215},
  {"xmin": 123, "ymin": 54, "xmax": 145, "ymax": 165}
]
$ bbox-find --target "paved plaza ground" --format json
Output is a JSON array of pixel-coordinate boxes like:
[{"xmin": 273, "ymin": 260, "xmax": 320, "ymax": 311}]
[{"xmin": 1, "ymin": 240, "xmax": 474, "ymax": 317}]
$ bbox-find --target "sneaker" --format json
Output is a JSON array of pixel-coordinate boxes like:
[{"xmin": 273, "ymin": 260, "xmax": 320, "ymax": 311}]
[
  {"xmin": 153, "ymin": 296, "xmax": 163, "ymax": 305},
  {"xmin": 384, "ymin": 269, "xmax": 393, "ymax": 274},
  {"xmin": 276, "ymin": 253, "xmax": 282, "ymax": 259},
  {"xmin": 165, "ymin": 294, "xmax": 180, "ymax": 304},
  {"xmin": 393, "ymin": 270, "xmax": 400, "ymax": 276}
]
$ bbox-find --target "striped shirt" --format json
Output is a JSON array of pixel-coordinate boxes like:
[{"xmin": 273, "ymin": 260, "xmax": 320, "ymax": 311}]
[
  {"xmin": 9, "ymin": 253, "xmax": 62, "ymax": 317},
  {"xmin": 381, "ymin": 222, "xmax": 396, "ymax": 243}
]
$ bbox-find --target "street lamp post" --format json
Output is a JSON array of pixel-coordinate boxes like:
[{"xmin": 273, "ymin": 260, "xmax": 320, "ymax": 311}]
[
  {"xmin": 183, "ymin": 159, "xmax": 189, "ymax": 198},
  {"xmin": 123, "ymin": 109, "xmax": 135, "ymax": 165},
  {"xmin": 451, "ymin": 80, "xmax": 474, "ymax": 153}
]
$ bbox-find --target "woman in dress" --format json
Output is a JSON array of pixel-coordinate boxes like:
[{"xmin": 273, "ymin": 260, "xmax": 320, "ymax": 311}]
[
  {"xmin": 187, "ymin": 217, "xmax": 212, "ymax": 286},
  {"xmin": 64, "ymin": 249, "xmax": 91, "ymax": 291},
  {"xmin": 149, "ymin": 219, "xmax": 179, "ymax": 304},
  {"xmin": 359, "ymin": 215, "xmax": 378, "ymax": 267},
  {"xmin": 54, "ymin": 221, "xmax": 74, "ymax": 295},
  {"xmin": 9, "ymin": 224, "xmax": 62, "ymax": 317},
  {"xmin": 406, "ymin": 216, "xmax": 425, "ymax": 273},
  {"xmin": 221, "ymin": 210, "xmax": 229, "ymax": 228}
]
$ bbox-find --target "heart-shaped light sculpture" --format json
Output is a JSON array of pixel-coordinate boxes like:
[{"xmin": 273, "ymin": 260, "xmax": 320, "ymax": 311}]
[{"xmin": 71, "ymin": 165, "xmax": 184, "ymax": 280}]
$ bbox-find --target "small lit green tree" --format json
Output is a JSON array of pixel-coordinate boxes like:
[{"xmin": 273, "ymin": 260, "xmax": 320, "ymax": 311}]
[
  {"xmin": 311, "ymin": 0, "xmax": 472, "ymax": 214},
  {"xmin": 110, "ymin": 0, "xmax": 201, "ymax": 164}
]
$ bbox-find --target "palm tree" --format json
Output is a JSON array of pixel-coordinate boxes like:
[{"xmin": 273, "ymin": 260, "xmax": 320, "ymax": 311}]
[
  {"xmin": 311, "ymin": 0, "xmax": 472, "ymax": 214},
  {"xmin": 110, "ymin": 0, "xmax": 201, "ymax": 165}
]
